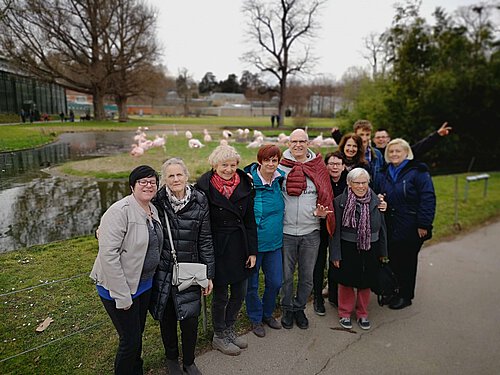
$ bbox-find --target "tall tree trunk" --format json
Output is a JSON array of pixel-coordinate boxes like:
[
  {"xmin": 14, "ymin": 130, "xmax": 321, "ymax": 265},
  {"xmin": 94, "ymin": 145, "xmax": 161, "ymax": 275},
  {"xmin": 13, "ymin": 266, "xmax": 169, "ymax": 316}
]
[
  {"xmin": 93, "ymin": 88, "xmax": 106, "ymax": 120},
  {"xmin": 278, "ymin": 76, "xmax": 287, "ymax": 127},
  {"xmin": 116, "ymin": 95, "xmax": 128, "ymax": 122}
]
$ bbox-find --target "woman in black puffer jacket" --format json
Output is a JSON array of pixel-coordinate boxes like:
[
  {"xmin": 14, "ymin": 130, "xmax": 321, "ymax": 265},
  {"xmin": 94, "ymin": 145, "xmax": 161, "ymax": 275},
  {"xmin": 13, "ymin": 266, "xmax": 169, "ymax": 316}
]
[{"xmin": 150, "ymin": 158, "xmax": 215, "ymax": 375}]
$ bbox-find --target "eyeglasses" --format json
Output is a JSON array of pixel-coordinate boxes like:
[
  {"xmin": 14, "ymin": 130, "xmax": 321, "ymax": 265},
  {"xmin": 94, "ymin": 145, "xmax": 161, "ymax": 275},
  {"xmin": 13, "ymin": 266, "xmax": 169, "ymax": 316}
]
[
  {"xmin": 327, "ymin": 162, "xmax": 343, "ymax": 167},
  {"xmin": 137, "ymin": 179, "xmax": 157, "ymax": 187},
  {"xmin": 351, "ymin": 181, "xmax": 368, "ymax": 186},
  {"xmin": 290, "ymin": 140, "xmax": 308, "ymax": 144}
]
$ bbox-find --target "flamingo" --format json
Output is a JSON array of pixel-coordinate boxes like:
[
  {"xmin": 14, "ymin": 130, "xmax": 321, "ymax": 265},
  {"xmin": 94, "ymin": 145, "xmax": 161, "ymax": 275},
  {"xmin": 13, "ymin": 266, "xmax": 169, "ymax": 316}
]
[
  {"xmin": 277, "ymin": 133, "xmax": 289, "ymax": 144},
  {"xmin": 310, "ymin": 132, "xmax": 324, "ymax": 148},
  {"xmin": 322, "ymin": 137, "xmax": 337, "ymax": 147},
  {"xmin": 203, "ymin": 129, "xmax": 212, "ymax": 142},
  {"xmin": 152, "ymin": 135, "xmax": 166, "ymax": 147},
  {"xmin": 222, "ymin": 130, "xmax": 233, "ymax": 139},
  {"xmin": 253, "ymin": 130, "xmax": 263, "ymax": 139},
  {"xmin": 219, "ymin": 139, "xmax": 229, "ymax": 146},
  {"xmin": 185, "ymin": 130, "xmax": 193, "ymax": 139},
  {"xmin": 188, "ymin": 139, "xmax": 205, "ymax": 148},
  {"xmin": 130, "ymin": 144, "xmax": 144, "ymax": 157},
  {"xmin": 246, "ymin": 136, "xmax": 264, "ymax": 148}
]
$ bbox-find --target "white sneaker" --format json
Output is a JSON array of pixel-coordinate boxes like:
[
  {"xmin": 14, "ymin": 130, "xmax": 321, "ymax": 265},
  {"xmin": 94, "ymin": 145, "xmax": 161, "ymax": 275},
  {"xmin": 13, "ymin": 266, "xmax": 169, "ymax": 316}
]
[
  {"xmin": 339, "ymin": 317, "xmax": 352, "ymax": 329},
  {"xmin": 357, "ymin": 317, "xmax": 371, "ymax": 330}
]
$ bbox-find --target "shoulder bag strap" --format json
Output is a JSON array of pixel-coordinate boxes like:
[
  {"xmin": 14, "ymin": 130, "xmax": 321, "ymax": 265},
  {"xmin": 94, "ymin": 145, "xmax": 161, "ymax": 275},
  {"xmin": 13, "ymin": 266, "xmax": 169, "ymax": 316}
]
[{"xmin": 164, "ymin": 212, "xmax": 178, "ymax": 265}]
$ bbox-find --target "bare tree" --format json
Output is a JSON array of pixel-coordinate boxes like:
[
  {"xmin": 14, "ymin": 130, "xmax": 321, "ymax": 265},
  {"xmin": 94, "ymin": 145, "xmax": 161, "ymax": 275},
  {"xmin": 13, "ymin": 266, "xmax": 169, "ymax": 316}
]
[
  {"xmin": 242, "ymin": 0, "xmax": 326, "ymax": 127},
  {"xmin": 105, "ymin": 0, "xmax": 159, "ymax": 121},
  {"xmin": 0, "ymin": 0, "xmax": 159, "ymax": 120},
  {"xmin": 176, "ymin": 68, "xmax": 197, "ymax": 117},
  {"xmin": 0, "ymin": 0, "xmax": 13, "ymax": 20},
  {"xmin": 361, "ymin": 32, "xmax": 390, "ymax": 78}
]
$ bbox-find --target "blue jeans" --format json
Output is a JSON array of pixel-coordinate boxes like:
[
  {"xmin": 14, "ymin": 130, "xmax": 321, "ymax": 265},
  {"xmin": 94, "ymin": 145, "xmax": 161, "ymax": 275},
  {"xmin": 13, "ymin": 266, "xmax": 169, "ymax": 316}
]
[
  {"xmin": 281, "ymin": 231, "xmax": 320, "ymax": 312},
  {"xmin": 245, "ymin": 248, "xmax": 283, "ymax": 324}
]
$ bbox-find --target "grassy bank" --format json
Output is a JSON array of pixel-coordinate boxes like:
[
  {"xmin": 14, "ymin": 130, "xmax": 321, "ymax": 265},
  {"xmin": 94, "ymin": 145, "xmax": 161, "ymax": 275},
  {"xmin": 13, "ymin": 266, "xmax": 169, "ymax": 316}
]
[
  {"xmin": 0, "ymin": 116, "xmax": 337, "ymax": 152},
  {"xmin": 1, "ymin": 170, "xmax": 499, "ymax": 374}
]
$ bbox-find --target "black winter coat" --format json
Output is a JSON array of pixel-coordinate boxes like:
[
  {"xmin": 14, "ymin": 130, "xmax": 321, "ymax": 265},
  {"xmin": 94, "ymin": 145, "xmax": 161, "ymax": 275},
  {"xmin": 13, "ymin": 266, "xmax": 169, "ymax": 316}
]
[
  {"xmin": 197, "ymin": 169, "xmax": 258, "ymax": 286},
  {"xmin": 149, "ymin": 186, "xmax": 215, "ymax": 321}
]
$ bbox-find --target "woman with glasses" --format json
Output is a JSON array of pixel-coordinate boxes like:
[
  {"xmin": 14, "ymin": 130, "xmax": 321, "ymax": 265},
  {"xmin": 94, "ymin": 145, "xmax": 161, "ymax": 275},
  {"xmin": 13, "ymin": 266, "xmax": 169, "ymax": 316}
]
[
  {"xmin": 312, "ymin": 151, "xmax": 347, "ymax": 315},
  {"xmin": 330, "ymin": 168, "xmax": 387, "ymax": 330},
  {"xmin": 90, "ymin": 165, "xmax": 163, "ymax": 375}
]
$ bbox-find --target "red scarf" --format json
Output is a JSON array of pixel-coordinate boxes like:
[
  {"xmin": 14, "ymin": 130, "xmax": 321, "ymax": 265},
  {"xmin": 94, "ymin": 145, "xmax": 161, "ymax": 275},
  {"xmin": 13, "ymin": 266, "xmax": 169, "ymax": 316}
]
[
  {"xmin": 281, "ymin": 153, "xmax": 336, "ymax": 236},
  {"xmin": 210, "ymin": 172, "xmax": 241, "ymax": 199}
]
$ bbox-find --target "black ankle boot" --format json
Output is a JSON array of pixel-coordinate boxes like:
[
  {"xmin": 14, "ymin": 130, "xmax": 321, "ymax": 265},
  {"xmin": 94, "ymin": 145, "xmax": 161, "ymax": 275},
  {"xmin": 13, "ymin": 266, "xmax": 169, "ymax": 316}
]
[{"xmin": 389, "ymin": 297, "xmax": 412, "ymax": 310}]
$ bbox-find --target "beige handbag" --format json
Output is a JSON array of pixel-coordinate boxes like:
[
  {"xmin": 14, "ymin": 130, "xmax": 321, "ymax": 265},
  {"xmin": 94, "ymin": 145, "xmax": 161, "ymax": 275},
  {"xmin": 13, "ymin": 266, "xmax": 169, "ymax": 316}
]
[{"xmin": 164, "ymin": 212, "xmax": 208, "ymax": 292}]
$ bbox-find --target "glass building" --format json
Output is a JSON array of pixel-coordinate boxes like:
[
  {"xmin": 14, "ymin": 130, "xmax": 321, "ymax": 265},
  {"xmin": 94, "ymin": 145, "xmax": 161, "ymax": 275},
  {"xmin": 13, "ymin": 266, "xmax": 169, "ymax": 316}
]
[{"xmin": 0, "ymin": 58, "xmax": 67, "ymax": 116}]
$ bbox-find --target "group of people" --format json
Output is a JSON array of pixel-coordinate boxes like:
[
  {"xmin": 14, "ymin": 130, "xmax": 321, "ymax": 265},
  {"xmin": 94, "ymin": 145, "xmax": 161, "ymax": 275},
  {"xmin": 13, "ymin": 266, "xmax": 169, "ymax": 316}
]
[{"xmin": 90, "ymin": 119, "xmax": 444, "ymax": 374}]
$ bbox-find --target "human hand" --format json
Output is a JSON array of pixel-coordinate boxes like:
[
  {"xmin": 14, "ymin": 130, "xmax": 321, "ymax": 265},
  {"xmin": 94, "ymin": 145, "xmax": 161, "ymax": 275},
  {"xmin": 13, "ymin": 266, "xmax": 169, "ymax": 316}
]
[
  {"xmin": 246, "ymin": 255, "xmax": 256, "ymax": 268},
  {"xmin": 377, "ymin": 194, "xmax": 387, "ymax": 212},
  {"xmin": 332, "ymin": 260, "xmax": 340, "ymax": 268},
  {"xmin": 314, "ymin": 204, "xmax": 333, "ymax": 218},
  {"xmin": 121, "ymin": 304, "xmax": 132, "ymax": 311},
  {"xmin": 418, "ymin": 228, "xmax": 428, "ymax": 238},
  {"xmin": 203, "ymin": 279, "xmax": 213, "ymax": 296},
  {"xmin": 437, "ymin": 122, "xmax": 452, "ymax": 137}
]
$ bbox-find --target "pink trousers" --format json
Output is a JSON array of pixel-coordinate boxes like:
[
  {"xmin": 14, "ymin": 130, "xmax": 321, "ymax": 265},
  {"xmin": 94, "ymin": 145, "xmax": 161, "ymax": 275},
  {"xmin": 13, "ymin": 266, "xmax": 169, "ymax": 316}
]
[{"xmin": 338, "ymin": 284, "xmax": 371, "ymax": 319}]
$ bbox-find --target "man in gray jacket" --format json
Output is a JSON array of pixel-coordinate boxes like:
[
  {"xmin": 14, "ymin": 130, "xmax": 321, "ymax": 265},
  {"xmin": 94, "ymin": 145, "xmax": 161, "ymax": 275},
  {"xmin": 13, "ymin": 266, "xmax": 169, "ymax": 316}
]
[{"xmin": 279, "ymin": 129, "xmax": 333, "ymax": 329}]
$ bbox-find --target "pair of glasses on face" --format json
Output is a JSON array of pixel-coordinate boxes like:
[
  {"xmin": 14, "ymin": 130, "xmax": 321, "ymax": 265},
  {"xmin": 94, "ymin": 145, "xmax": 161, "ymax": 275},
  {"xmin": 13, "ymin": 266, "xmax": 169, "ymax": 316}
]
[
  {"xmin": 327, "ymin": 162, "xmax": 343, "ymax": 167},
  {"xmin": 290, "ymin": 140, "xmax": 307, "ymax": 145},
  {"xmin": 137, "ymin": 180, "xmax": 157, "ymax": 187}
]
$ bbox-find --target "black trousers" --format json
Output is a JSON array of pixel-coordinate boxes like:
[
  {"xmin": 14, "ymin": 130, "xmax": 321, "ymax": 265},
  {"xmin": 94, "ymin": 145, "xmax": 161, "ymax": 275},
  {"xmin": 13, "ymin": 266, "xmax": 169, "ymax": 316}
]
[
  {"xmin": 212, "ymin": 279, "xmax": 247, "ymax": 333},
  {"xmin": 388, "ymin": 234, "xmax": 424, "ymax": 300},
  {"xmin": 312, "ymin": 225, "xmax": 338, "ymax": 304},
  {"xmin": 160, "ymin": 294, "xmax": 199, "ymax": 366},
  {"xmin": 101, "ymin": 289, "xmax": 151, "ymax": 375}
]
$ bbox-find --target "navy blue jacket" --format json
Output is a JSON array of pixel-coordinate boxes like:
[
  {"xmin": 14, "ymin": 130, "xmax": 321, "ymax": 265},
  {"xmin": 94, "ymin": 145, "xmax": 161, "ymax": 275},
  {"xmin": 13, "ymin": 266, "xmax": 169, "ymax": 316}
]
[{"xmin": 374, "ymin": 160, "xmax": 436, "ymax": 242}]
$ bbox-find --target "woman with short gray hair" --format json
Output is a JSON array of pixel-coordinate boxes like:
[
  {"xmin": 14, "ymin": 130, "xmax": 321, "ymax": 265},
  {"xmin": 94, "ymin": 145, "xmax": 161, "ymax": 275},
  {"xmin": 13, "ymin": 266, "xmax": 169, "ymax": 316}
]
[{"xmin": 330, "ymin": 168, "xmax": 388, "ymax": 330}]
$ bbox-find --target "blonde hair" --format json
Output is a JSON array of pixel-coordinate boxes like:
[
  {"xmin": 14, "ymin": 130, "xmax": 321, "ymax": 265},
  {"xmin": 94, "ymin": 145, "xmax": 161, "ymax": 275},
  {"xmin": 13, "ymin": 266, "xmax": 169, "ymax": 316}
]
[
  {"xmin": 208, "ymin": 145, "xmax": 241, "ymax": 168},
  {"xmin": 384, "ymin": 138, "xmax": 414, "ymax": 164}
]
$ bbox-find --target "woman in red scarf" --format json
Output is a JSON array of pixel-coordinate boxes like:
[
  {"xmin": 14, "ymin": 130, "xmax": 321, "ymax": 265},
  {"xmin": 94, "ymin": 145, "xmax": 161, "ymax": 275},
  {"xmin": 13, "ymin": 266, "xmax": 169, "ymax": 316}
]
[{"xmin": 196, "ymin": 145, "xmax": 257, "ymax": 356}]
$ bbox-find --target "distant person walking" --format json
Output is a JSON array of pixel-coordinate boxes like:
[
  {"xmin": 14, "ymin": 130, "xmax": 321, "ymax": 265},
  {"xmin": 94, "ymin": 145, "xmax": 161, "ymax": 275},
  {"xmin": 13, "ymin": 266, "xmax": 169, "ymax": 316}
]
[{"xmin": 270, "ymin": 115, "xmax": 275, "ymax": 128}]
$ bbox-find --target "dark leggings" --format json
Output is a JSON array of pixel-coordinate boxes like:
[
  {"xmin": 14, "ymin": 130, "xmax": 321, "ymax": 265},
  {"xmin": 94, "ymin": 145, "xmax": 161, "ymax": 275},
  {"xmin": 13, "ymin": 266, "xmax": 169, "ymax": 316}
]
[{"xmin": 160, "ymin": 294, "xmax": 199, "ymax": 366}]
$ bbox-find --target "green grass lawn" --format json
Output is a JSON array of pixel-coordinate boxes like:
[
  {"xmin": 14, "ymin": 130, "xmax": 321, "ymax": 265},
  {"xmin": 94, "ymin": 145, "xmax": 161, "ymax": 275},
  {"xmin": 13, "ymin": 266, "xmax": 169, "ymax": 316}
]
[{"xmin": 1, "ymin": 171, "xmax": 499, "ymax": 374}]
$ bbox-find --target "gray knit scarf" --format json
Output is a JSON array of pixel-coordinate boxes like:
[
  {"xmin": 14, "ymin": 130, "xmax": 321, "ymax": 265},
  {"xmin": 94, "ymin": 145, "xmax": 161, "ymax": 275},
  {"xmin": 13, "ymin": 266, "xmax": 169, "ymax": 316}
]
[
  {"xmin": 166, "ymin": 184, "xmax": 192, "ymax": 213},
  {"xmin": 342, "ymin": 188, "xmax": 371, "ymax": 250}
]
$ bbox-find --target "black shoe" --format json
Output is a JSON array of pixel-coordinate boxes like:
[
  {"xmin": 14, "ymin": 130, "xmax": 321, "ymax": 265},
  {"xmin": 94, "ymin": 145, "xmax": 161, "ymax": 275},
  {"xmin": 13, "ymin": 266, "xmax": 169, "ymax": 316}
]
[
  {"xmin": 314, "ymin": 298, "xmax": 326, "ymax": 316},
  {"xmin": 389, "ymin": 297, "xmax": 412, "ymax": 310},
  {"xmin": 183, "ymin": 362, "xmax": 202, "ymax": 375},
  {"xmin": 295, "ymin": 310, "xmax": 309, "ymax": 329},
  {"xmin": 281, "ymin": 310, "xmax": 294, "ymax": 329},
  {"xmin": 166, "ymin": 359, "xmax": 183, "ymax": 375}
]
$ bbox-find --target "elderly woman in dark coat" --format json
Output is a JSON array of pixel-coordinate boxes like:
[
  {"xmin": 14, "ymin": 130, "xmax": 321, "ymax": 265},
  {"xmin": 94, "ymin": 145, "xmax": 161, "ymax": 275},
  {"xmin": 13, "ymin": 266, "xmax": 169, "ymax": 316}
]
[
  {"xmin": 150, "ymin": 158, "xmax": 215, "ymax": 375},
  {"xmin": 330, "ymin": 168, "xmax": 387, "ymax": 331},
  {"xmin": 374, "ymin": 138, "xmax": 436, "ymax": 310},
  {"xmin": 197, "ymin": 145, "xmax": 257, "ymax": 356}
]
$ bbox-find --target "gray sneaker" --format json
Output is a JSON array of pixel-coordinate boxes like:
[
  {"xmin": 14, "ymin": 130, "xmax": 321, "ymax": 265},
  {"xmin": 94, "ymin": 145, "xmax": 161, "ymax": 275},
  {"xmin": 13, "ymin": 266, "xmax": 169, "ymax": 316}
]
[
  {"xmin": 165, "ymin": 359, "xmax": 183, "ymax": 375},
  {"xmin": 212, "ymin": 332, "xmax": 241, "ymax": 356},
  {"xmin": 226, "ymin": 327, "xmax": 248, "ymax": 349},
  {"xmin": 252, "ymin": 322, "xmax": 266, "ymax": 337}
]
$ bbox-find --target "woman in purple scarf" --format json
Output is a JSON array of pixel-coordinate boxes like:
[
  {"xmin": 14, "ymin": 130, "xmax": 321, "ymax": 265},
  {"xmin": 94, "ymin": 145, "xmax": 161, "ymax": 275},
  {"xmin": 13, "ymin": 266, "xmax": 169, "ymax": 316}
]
[{"xmin": 329, "ymin": 168, "xmax": 388, "ymax": 330}]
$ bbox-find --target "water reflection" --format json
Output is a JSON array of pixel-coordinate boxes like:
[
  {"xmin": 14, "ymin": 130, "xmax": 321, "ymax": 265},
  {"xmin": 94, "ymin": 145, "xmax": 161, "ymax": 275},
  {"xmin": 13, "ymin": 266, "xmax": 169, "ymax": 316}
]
[{"xmin": 0, "ymin": 173, "xmax": 130, "ymax": 252}]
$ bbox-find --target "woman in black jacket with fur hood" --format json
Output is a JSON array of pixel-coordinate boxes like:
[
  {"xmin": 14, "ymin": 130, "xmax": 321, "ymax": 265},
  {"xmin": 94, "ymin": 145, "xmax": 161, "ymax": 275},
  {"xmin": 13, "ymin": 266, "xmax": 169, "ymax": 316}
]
[{"xmin": 150, "ymin": 158, "xmax": 215, "ymax": 375}]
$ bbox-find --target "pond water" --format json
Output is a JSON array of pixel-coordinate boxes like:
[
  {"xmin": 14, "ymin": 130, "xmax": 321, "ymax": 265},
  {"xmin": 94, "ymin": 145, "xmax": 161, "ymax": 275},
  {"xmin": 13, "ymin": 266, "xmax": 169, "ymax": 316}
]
[{"xmin": 0, "ymin": 131, "xmax": 137, "ymax": 252}]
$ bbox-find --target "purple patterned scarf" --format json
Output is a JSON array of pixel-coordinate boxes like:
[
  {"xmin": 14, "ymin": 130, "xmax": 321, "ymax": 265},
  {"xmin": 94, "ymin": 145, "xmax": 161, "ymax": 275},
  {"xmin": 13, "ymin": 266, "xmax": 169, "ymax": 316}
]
[{"xmin": 342, "ymin": 188, "xmax": 372, "ymax": 250}]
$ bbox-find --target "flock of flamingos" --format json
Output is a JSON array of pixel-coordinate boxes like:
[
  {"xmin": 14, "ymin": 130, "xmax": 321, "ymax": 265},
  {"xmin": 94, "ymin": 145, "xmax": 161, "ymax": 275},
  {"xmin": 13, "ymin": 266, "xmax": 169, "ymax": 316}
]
[{"xmin": 130, "ymin": 126, "xmax": 337, "ymax": 157}]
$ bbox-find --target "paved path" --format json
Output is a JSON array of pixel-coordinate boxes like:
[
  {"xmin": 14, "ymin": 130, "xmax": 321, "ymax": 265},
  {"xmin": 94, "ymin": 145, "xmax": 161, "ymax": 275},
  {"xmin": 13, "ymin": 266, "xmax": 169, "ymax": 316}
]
[{"xmin": 195, "ymin": 221, "xmax": 500, "ymax": 374}]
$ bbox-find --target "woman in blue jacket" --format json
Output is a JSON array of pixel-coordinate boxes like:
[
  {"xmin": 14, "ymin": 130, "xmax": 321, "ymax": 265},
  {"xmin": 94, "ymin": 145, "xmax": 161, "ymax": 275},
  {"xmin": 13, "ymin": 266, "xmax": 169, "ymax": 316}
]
[
  {"xmin": 374, "ymin": 138, "xmax": 436, "ymax": 310},
  {"xmin": 244, "ymin": 144, "xmax": 285, "ymax": 338}
]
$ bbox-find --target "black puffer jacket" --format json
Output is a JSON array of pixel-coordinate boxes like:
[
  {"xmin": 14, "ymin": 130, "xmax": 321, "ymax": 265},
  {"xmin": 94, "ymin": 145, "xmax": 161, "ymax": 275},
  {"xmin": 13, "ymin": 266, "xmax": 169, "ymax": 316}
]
[{"xmin": 149, "ymin": 186, "xmax": 215, "ymax": 321}]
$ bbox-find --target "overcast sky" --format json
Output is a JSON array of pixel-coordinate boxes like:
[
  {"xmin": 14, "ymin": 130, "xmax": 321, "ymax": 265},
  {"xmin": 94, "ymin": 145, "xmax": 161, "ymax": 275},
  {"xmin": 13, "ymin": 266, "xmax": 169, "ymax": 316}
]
[{"xmin": 148, "ymin": 0, "xmax": 478, "ymax": 82}]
